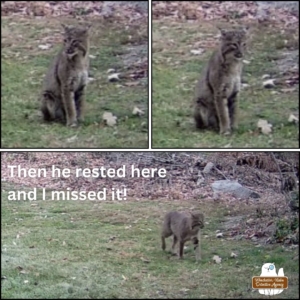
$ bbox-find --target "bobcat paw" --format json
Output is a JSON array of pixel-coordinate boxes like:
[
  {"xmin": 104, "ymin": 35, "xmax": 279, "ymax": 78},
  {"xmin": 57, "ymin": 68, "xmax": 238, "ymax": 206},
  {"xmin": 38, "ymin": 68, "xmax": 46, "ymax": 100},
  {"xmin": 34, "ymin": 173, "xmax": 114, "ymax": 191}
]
[
  {"xmin": 67, "ymin": 121, "xmax": 78, "ymax": 127},
  {"xmin": 220, "ymin": 129, "xmax": 231, "ymax": 135}
]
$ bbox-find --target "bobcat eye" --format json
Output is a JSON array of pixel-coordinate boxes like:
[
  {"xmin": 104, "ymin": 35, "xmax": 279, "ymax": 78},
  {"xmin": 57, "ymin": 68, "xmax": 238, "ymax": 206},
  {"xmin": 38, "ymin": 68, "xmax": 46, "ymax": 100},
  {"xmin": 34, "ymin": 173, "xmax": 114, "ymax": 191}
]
[{"xmin": 230, "ymin": 43, "xmax": 237, "ymax": 49}]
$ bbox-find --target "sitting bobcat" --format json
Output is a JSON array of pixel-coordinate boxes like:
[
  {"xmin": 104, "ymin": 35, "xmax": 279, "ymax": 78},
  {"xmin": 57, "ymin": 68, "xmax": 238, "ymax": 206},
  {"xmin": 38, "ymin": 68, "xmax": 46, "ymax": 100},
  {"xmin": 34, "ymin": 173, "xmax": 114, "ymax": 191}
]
[
  {"xmin": 194, "ymin": 26, "xmax": 249, "ymax": 135},
  {"xmin": 161, "ymin": 211, "xmax": 204, "ymax": 261},
  {"xmin": 40, "ymin": 24, "xmax": 91, "ymax": 127}
]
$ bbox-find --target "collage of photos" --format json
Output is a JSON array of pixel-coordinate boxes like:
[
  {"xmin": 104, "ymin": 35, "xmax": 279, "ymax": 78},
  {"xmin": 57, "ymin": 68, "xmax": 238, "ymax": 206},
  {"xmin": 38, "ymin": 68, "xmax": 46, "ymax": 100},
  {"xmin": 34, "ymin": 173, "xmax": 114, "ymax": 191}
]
[{"xmin": 1, "ymin": 1, "xmax": 299, "ymax": 299}]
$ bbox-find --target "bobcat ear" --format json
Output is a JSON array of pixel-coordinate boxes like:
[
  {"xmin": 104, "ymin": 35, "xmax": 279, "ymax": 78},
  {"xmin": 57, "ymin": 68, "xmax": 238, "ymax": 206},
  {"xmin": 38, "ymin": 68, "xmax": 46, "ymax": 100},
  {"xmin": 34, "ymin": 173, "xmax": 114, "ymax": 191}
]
[
  {"xmin": 190, "ymin": 212, "xmax": 200, "ymax": 218},
  {"xmin": 61, "ymin": 24, "xmax": 71, "ymax": 32},
  {"xmin": 242, "ymin": 26, "xmax": 249, "ymax": 32},
  {"xmin": 217, "ymin": 26, "xmax": 227, "ymax": 37}
]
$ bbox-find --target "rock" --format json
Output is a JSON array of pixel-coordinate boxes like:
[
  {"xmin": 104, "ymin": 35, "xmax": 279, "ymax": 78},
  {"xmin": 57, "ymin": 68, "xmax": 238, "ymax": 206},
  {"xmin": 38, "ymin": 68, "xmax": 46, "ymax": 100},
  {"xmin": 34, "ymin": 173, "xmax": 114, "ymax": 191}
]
[{"xmin": 211, "ymin": 180, "xmax": 260, "ymax": 199}]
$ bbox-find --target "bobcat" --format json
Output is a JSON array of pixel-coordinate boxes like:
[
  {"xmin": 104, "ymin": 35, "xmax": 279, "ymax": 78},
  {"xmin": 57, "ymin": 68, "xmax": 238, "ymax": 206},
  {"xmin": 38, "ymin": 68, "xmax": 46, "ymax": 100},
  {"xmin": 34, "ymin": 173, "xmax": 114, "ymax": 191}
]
[
  {"xmin": 161, "ymin": 211, "xmax": 204, "ymax": 261},
  {"xmin": 40, "ymin": 24, "xmax": 91, "ymax": 127},
  {"xmin": 194, "ymin": 27, "xmax": 249, "ymax": 135}
]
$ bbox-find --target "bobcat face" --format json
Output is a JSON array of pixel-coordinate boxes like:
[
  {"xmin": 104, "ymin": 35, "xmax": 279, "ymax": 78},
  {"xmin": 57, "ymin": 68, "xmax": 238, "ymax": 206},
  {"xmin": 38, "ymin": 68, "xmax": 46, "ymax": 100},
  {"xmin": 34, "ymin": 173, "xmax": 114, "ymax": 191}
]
[
  {"xmin": 190, "ymin": 212, "xmax": 204, "ymax": 230},
  {"xmin": 62, "ymin": 24, "xmax": 91, "ymax": 57},
  {"xmin": 220, "ymin": 28, "xmax": 248, "ymax": 62}
]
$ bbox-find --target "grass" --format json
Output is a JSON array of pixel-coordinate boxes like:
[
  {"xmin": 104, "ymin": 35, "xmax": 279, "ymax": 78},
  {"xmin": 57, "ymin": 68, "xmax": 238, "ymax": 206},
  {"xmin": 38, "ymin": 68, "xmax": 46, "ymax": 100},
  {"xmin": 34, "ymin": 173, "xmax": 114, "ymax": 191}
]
[
  {"xmin": 152, "ymin": 21, "xmax": 299, "ymax": 148},
  {"xmin": 1, "ymin": 17, "xmax": 148, "ymax": 148},
  {"xmin": 2, "ymin": 182, "xmax": 298, "ymax": 298}
]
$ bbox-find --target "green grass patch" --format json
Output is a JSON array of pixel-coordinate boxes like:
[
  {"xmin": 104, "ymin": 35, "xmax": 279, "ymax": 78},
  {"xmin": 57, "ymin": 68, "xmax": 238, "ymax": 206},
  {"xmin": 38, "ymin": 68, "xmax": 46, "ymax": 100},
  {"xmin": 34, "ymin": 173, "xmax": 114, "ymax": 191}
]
[
  {"xmin": 152, "ymin": 21, "xmax": 299, "ymax": 148},
  {"xmin": 2, "ymin": 183, "xmax": 298, "ymax": 298},
  {"xmin": 1, "ymin": 18, "xmax": 148, "ymax": 148}
]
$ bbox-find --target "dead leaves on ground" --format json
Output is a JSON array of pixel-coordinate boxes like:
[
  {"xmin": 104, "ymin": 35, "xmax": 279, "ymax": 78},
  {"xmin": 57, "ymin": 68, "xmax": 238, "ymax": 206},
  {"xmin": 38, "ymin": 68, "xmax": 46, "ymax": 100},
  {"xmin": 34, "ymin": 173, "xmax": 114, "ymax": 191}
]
[
  {"xmin": 1, "ymin": 1, "xmax": 147, "ymax": 22},
  {"xmin": 257, "ymin": 119, "xmax": 273, "ymax": 135},
  {"xmin": 103, "ymin": 112, "xmax": 117, "ymax": 127},
  {"xmin": 152, "ymin": 1, "xmax": 298, "ymax": 29},
  {"xmin": 102, "ymin": 106, "xmax": 145, "ymax": 127}
]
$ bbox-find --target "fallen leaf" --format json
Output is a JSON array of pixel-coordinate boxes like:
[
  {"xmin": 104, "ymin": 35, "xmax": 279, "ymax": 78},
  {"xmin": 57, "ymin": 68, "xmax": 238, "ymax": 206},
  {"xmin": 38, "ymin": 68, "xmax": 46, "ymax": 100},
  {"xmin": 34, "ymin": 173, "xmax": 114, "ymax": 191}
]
[
  {"xmin": 132, "ymin": 106, "xmax": 144, "ymax": 116},
  {"xmin": 140, "ymin": 257, "xmax": 150, "ymax": 263},
  {"xmin": 262, "ymin": 74, "xmax": 270, "ymax": 79},
  {"xmin": 231, "ymin": 252, "xmax": 238, "ymax": 258},
  {"xmin": 103, "ymin": 112, "xmax": 117, "ymax": 126},
  {"xmin": 288, "ymin": 114, "xmax": 299, "ymax": 123},
  {"xmin": 66, "ymin": 135, "xmax": 78, "ymax": 143},
  {"xmin": 257, "ymin": 119, "xmax": 272, "ymax": 134},
  {"xmin": 38, "ymin": 44, "xmax": 51, "ymax": 50},
  {"xmin": 190, "ymin": 49, "xmax": 204, "ymax": 55},
  {"xmin": 213, "ymin": 255, "xmax": 222, "ymax": 264},
  {"xmin": 108, "ymin": 73, "xmax": 120, "ymax": 82},
  {"xmin": 263, "ymin": 79, "xmax": 275, "ymax": 88}
]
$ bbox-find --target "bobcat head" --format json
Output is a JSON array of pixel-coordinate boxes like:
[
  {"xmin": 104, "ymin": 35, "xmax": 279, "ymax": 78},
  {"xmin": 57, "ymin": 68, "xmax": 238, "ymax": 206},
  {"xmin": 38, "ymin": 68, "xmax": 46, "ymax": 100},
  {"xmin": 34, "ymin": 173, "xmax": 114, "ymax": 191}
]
[
  {"xmin": 218, "ymin": 27, "xmax": 249, "ymax": 62},
  {"xmin": 61, "ymin": 24, "xmax": 91, "ymax": 58},
  {"xmin": 190, "ymin": 211, "xmax": 205, "ymax": 230}
]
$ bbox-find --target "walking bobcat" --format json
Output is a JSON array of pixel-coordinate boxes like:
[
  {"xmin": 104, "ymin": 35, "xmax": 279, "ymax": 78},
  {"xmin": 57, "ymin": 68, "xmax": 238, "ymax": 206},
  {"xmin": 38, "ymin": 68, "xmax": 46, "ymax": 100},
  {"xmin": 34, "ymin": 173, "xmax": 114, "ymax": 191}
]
[
  {"xmin": 40, "ymin": 24, "xmax": 91, "ymax": 127},
  {"xmin": 161, "ymin": 211, "xmax": 204, "ymax": 261},
  {"xmin": 194, "ymin": 26, "xmax": 249, "ymax": 135}
]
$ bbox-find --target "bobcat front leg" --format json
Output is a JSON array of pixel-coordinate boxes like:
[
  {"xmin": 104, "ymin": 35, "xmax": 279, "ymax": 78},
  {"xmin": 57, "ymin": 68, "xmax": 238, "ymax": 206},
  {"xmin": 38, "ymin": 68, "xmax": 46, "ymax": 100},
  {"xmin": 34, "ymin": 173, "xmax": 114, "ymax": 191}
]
[
  {"xmin": 62, "ymin": 87, "xmax": 77, "ymax": 127},
  {"xmin": 178, "ymin": 240, "xmax": 185, "ymax": 259},
  {"xmin": 194, "ymin": 231, "xmax": 201, "ymax": 261},
  {"xmin": 214, "ymin": 84, "xmax": 231, "ymax": 135},
  {"xmin": 172, "ymin": 235, "xmax": 178, "ymax": 256},
  {"xmin": 228, "ymin": 91, "xmax": 239, "ymax": 130},
  {"xmin": 75, "ymin": 85, "xmax": 86, "ymax": 123}
]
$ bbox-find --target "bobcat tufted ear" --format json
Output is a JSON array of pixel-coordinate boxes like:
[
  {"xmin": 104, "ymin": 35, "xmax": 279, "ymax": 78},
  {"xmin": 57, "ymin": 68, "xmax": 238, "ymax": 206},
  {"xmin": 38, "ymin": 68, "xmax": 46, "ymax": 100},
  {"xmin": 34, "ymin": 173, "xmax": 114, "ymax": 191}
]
[
  {"xmin": 216, "ymin": 26, "xmax": 228, "ymax": 37},
  {"xmin": 242, "ymin": 26, "xmax": 250, "ymax": 32},
  {"xmin": 61, "ymin": 24, "xmax": 72, "ymax": 32}
]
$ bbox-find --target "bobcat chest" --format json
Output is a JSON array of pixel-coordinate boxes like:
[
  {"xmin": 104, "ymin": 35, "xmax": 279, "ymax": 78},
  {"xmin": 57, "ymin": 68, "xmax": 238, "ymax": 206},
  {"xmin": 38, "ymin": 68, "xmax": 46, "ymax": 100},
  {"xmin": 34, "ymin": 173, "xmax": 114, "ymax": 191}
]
[
  {"xmin": 220, "ymin": 73, "xmax": 241, "ymax": 98},
  {"xmin": 231, "ymin": 74, "xmax": 241, "ymax": 94},
  {"xmin": 228, "ymin": 64, "xmax": 242, "ymax": 93},
  {"xmin": 70, "ymin": 70, "xmax": 88, "ymax": 91}
]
